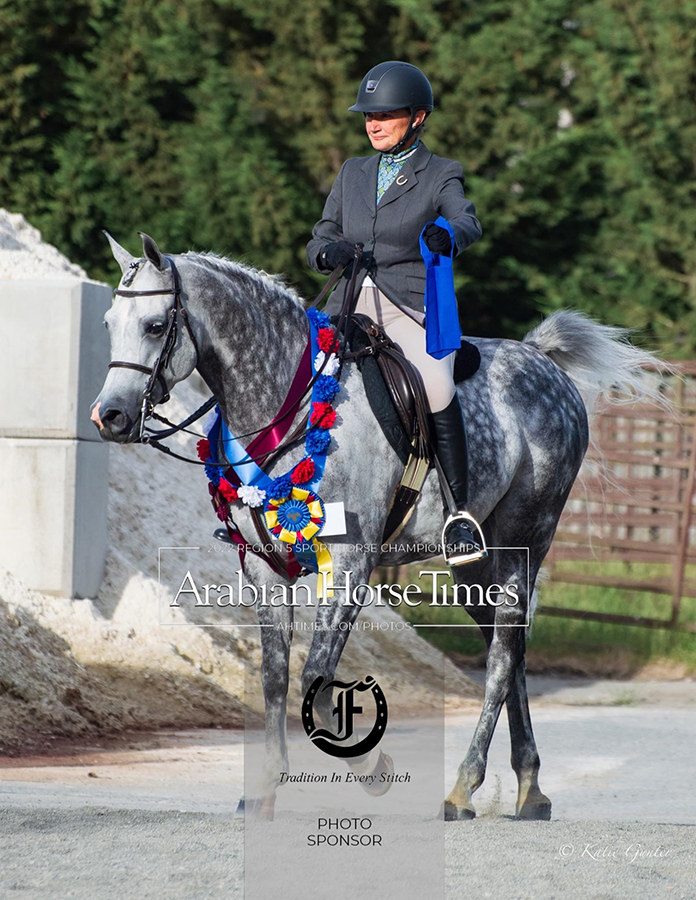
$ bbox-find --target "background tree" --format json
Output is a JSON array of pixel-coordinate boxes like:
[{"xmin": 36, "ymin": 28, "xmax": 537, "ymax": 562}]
[{"xmin": 1, "ymin": 0, "xmax": 695, "ymax": 353}]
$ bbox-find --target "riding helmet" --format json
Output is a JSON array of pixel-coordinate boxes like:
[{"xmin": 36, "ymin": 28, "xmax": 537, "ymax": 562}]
[{"xmin": 349, "ymin": 61, "xmax": 434, "ymax": 113}]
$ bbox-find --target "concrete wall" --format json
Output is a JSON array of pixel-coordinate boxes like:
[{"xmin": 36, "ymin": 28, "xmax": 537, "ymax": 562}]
[{"xmin": 0, "ymin": 280, "xmax": 111, "ymax": 597}]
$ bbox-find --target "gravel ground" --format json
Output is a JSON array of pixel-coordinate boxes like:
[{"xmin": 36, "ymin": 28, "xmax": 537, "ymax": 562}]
[
  {"xmin": 0, "ymin": 808, "xmax": 243, "ymax": 899},
  {"xmin": 0, "ymin": 676, "xmax": 694, "ymax": 900},
  {"xmin": 0, "ymin": 809, "xmax": 691, "ymax": 900},
  {"xmin": 444, "ymin": 818, "xmax": 694, "ymax": 900}
]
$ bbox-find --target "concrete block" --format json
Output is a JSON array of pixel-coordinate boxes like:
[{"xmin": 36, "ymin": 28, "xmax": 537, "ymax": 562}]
[
  {"xmin": 0, "ymin": 437, "xmax": 109, "ymax": 598},
  {"xmin": 0, "ymin": 280, "xmax": 111, "ymax": 440}
]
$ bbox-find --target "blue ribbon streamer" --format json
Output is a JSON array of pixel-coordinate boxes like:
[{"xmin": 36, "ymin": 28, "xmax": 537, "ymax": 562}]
[{"xmin": 419, "ymin": 215, "xmax": 462, "ymax": 360}]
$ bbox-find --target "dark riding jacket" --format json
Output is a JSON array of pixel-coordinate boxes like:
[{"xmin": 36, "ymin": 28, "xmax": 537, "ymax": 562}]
[{"xmin": 306, "ymin": 141, "xmax": 482, "ymax": 318}]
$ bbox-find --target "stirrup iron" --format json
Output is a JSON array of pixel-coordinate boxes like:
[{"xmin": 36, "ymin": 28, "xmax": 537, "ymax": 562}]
[{"xmin": 441, "ymin": 510, "xmax": 488, "ymax": 567}]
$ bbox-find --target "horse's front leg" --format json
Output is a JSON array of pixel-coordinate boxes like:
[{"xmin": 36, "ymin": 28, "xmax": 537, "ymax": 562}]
[
  {"xmin": 237, "ymin": 563, "xmax": 293, "ymax": 820},
  {"xmin": 300, "ymin": 553, "xmax": 394, "ymax": 794}
]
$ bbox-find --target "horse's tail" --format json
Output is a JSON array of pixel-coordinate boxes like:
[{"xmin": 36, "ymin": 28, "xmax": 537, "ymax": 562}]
[{"xmin": 522, "ymin": 309, "xmax": 675, "ymax": 416}]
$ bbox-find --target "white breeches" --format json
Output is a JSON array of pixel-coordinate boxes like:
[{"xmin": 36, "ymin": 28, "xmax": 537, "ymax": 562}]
[{"xmin": 353, "ymin": 282, "xmax": 456, "ymax": 413}]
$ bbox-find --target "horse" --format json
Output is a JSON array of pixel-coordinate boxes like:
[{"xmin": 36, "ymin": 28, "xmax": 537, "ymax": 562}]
[{"xmin": 91, "ymin": 231, "xmax": 660, "ymax": 821}]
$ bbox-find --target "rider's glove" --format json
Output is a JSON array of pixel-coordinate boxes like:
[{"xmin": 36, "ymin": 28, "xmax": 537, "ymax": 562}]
[
  {"xmin": 321, "ymin": 240, "xmax": 357, "ymax": 269},
  {"xmin": 423, "ymin": 223, "xmax": 452, "ymax": 256}
]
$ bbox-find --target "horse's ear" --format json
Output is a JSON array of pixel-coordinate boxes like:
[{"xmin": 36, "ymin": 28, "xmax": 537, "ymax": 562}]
[
  {"xmin": 102, "ymin": 230, "xmax": 134, "ymax": 274},
  {"xmin": 138, "ymin": 232, "xmax": 165, "ymax": 271}
]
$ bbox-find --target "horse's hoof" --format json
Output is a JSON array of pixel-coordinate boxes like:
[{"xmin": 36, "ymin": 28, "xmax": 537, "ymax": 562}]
[
  {"xmin": 235, "ymin": 795, "xmax": 276, "ymax": 820},
  {"xmin": 441, "ymin": 799, "xmax": 476, "ymax": 821},
  {"xmin": 361, "ymin": 752, "xmax": 394, "ymax": 797},
  {"xmin": 516, "ymin": 795, "xmax": 552, "ymax": 821}
]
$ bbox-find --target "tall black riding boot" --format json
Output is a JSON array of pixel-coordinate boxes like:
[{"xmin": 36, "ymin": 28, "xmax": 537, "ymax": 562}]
[
  {"xmin": 214, "ymin": 527, "xmax": 234, "ymax": 544},
  {"xmin": 429, "ymin": 394, "xmax": 487, "ymax": 566}
]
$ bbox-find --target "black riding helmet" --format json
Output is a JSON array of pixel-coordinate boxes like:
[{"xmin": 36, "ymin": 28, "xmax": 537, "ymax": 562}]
[{"xmin": 349, "ymin": 61, "xmax": 434, "ymax": 155}]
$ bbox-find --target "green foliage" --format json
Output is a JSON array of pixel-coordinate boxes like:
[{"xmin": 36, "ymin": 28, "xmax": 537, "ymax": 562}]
[
  {"xmin": 0, "ymin": 0, "xmax": 92, "ymax": 214},
  {"xmin": 395, "ymin": 560, "xmax": 696, "ymax": 672},
  {"xmin": 2, "ymin": 0, "xmax": 696, "ymax": 351}
]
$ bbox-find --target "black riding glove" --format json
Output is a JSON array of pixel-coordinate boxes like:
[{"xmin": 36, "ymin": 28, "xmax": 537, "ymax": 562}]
[
  {"xmin": 423, "ymin": 223, "xmax": 452, "ymax": 256},
  {"xmin": 321, "ymin": 240, "xmax": 356, "ymax": 269}
]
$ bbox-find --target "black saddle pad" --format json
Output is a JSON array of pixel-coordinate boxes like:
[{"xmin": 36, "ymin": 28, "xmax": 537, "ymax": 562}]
[{"xmin": 331, "ymin": 315, "xmax": 481, "ymax": 464}]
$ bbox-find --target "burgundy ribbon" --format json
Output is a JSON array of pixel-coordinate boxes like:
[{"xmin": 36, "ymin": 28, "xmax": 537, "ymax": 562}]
[{"xmin": 246, "ymin": 336, "xmax": 312, "ymax": 461}]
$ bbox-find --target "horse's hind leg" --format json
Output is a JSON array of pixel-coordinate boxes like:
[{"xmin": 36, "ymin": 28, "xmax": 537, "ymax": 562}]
[
  {"xmin": 506, "ymin": 656, "xmax": 552, "ymax": 820},
  {"xmin": 443, "ymin": 602, "xmax": 550, "ymax": 820},
  {"xmin": 443, "ymin": 547, "xmax": 530, "ymax": 821},
  {"xmin": 495, "ymin": 500, "xmax": 557, "ymax": 820},
  {"xmin": 497, "ymin": 504, "xmax": 559, "ymax": 820}
]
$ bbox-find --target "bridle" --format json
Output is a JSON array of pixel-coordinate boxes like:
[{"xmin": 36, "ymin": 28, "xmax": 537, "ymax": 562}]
[
  {"xmin": 109, "ymin": 255, "xmax": 200, "ymax": 440},
  {"xmin": 106, "ymin": 247, "xmax": 363, "ymax": 464}
]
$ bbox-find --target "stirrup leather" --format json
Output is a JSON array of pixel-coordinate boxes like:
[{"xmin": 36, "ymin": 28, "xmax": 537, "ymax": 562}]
[{"xmin": 441, "ymin": 510, "xmax": 488, "ymax": 567}]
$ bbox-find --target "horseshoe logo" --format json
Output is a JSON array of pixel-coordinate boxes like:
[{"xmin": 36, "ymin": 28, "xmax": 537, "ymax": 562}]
[{"xmin": 302, "ymin": 676, "xmax": 388, "ymax": 759}]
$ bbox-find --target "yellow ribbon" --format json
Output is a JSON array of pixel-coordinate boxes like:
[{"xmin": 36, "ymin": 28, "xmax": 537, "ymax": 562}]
[{"xmin": 313, "ymin": 538, "xmax": 334, "ymax": 599}]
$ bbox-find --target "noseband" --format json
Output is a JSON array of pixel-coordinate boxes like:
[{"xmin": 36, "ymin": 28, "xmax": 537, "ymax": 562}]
[{"xmin": 109, "ymin": 256, "xmax": 199, "ymax": 437}]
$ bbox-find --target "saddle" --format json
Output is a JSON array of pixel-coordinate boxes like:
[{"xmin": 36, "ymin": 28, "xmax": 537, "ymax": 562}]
[
  {"xmin": 344, "ymin": 313, "xmax": 431, "ymax": 453},
  {"xmin": 334, "ymin": 312, "xmax": 481, "ymax": 543}
]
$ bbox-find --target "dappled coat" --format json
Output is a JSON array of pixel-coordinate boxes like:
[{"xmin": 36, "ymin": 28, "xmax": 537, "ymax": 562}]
[{"xmin": 306, "ymin": 141, "xmax": 482, "ymax": 318}]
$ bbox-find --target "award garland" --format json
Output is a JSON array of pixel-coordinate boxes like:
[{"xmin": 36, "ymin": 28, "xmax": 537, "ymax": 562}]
[{"xmin": 199, "ymin": 307, "xmax": 339, "ymax": 596}]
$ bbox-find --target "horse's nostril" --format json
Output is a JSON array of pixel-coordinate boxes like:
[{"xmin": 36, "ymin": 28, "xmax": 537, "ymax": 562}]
[
  {"xmin": 97, "ymin": 404, "xmax": 134, "ymax": 441},
  {"xmin": 101, "ymin": 407, "xmax": 125, "ymax": 428}
]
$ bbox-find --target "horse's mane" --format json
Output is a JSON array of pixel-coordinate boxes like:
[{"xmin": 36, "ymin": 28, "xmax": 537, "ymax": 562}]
[{"xmin": 181, "ymin": 250, "xmax": 304, "ymax": 307}]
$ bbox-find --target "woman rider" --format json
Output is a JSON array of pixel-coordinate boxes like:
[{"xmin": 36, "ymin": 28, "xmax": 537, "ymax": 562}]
[{"xmin": 306, "ymin": 60, "xmax": 484, "ymax": 565}]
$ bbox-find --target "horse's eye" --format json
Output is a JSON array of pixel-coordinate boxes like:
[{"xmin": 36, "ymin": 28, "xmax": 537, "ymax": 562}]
[
  {"xmin": 103, "ymin": 320, "xmax": 109, "ymax": 330},
  {"xmin": 146, "ymin": 322, "xmax": 165, "ymax": 336}
]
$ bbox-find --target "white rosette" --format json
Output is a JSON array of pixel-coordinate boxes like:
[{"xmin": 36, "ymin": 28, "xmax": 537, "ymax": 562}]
[
  {"xmin": 313, "ymin": 351, "xmax": 340, "ymax": 376},
  {"xmin": 237, "ymin": 484, "xmax": 267, "ymax": 507}
]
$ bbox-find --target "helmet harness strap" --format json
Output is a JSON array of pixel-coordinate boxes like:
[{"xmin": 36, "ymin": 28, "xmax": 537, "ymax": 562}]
[
  {"xmin": 380, "ymin": 108, "xmax": 425, "ymax": 156},
  {"xmin": 382, "ymin": 109, "xmax": 417, "ymax": 156}
]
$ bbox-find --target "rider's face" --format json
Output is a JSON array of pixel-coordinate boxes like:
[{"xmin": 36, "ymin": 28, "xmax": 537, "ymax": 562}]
[{"xmin": 364, "ymin": 108, "xmax": 426, "ymax": 151}]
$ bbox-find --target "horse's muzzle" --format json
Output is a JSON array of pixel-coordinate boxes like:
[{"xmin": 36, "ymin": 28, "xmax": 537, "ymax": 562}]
[{"xmin": 91, "ymin": 400, "xmax": 138, "ymax": 443}]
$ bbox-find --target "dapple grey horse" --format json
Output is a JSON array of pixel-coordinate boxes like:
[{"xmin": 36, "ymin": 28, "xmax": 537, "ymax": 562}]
[{"xmin": 92, "ymin": 232, "xmax": 659, "ymax": 821}]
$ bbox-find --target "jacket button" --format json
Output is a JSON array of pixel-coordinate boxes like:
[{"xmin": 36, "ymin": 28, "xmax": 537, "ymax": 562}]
[{"xmin": 371, "ymin": 213, "xmax": 376, "ymax": 219}]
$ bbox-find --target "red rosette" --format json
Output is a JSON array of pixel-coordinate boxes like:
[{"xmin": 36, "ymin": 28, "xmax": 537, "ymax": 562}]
[
  {"xmin": 291, "ymin": 457, "xmax": 316, "ymax": 484},
  {"xmin": 310, "ymin": 401, "xmax": 336, "ymax": 429},
  {"xmin": 218, "ymin": 477, "xmax": 239, "ymax": 502},
  {"xmin": 197, "ymin": 439, "xmax": 211, "ymax": 461},
  {"xmin": 317, "ymin": 327, "xmax": 336, "ymax": 352}
]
